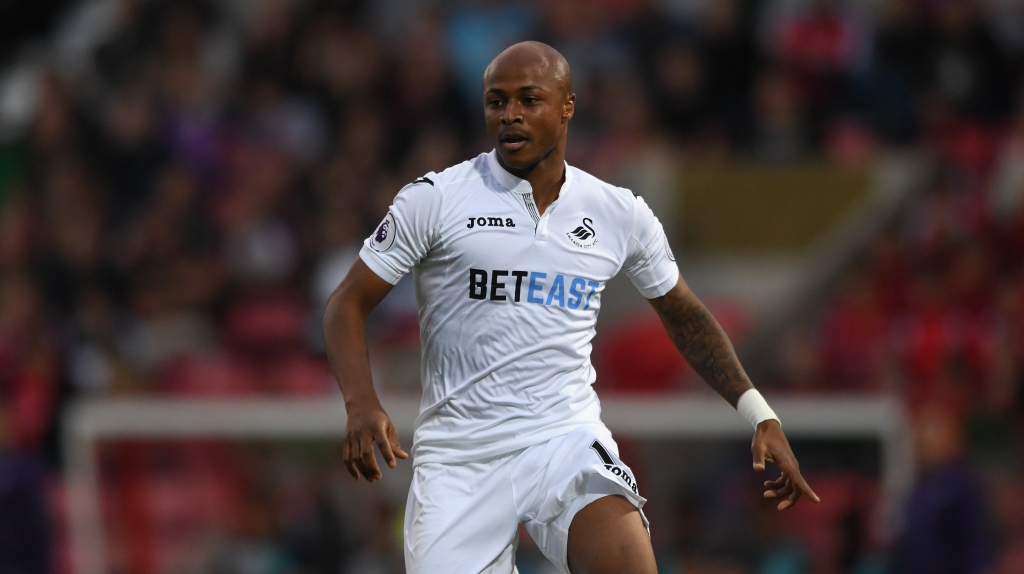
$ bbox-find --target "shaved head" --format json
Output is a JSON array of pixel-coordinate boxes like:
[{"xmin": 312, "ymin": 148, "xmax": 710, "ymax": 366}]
[
  {"xmin": 482, "ymin": 41, "xmax": 575, "ymax": 176},
  {"xmin": 483, "ymin": 41, "xmax": 572, "ymax": 95}
]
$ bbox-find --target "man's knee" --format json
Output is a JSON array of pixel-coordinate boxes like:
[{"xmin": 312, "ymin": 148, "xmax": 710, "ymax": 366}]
[{"xmin": 566, "ymin": 495, "xmax": 657, "ymax": 574}]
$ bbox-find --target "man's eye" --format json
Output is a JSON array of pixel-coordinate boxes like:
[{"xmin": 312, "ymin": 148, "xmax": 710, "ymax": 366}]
[
  {"xmin": 523, "ymin": 97, "xmax": 538, "ymax": 104},
  {"xmin": 489, "ymin": 100, "xmax": 503, "ymax": 107}
]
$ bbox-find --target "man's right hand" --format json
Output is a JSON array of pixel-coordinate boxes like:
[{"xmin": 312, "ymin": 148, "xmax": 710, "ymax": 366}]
[
  {"xmin": 343, "ymin": 404, "xmax": 408, "ymax": 482},
  {"xmin": 325, "ymin": 259, "xmax": 405, "ymax": 482}
]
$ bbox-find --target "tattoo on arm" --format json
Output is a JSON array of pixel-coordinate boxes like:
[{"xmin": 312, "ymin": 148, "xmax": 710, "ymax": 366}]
[{"xmin": 650, "ymin": 288, "xmax": 753, "ymax": 407}]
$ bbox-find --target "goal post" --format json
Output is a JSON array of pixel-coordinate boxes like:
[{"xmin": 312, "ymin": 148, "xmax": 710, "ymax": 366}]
[{"xmin": 62, "ymin": 395, "xmax": 912, "ymax": 574}]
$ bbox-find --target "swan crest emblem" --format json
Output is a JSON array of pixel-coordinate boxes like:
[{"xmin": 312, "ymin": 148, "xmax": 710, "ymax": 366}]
[{"xmin": 567, "ymin": 217, "xmax": 597, "ymax": 248}]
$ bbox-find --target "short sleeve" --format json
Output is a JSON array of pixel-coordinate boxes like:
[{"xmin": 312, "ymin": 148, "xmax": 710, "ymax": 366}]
[
  {"xmin": 359, "ymin": 178, "xmax": 442, "ymax": 285},
  {"xmin": 621, "ymin": 194, "xmax": 679, "ymax": 298}
]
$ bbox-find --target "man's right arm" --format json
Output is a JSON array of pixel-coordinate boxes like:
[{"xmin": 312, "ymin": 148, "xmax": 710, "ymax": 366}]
[{"xmin": 323, "ymin": 258, "xmax": 408, "ymax": 482}]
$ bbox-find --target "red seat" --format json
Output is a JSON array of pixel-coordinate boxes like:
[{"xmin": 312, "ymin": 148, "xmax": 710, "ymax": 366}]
[
  {"xmin": 160, "ymin": 352, "xmax": 257, "ymax": 397},
  {"xmin": 595, "ymin": 315, "xmax": 687, "ymax": 393},
  {"xmin": 222, "ymin": 292, "xmax": 308, "ymax": 353}
]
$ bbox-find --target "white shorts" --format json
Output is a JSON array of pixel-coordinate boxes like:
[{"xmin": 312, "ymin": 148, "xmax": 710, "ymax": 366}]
[{"xmin": 404, "ymin": 424, "xmax": 648, "ymax": 574}]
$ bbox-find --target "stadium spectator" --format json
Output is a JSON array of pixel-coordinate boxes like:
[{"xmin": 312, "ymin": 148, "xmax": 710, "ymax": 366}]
[
  {"xmin": 0, "ymin": 408, "xmax": 51, "ymax": 574},
  {"xmin": 895, "ymin": 402, "xmax": 992, "ymax": 574}
]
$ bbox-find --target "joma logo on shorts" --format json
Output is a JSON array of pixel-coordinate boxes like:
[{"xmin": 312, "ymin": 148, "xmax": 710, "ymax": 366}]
[
  {"xmin": 467, "ymin": 217, "xmax": 516, "ymax": 229},
  {"xmin": 591, "ymin": 441, "xmax": 638, "ymax": 494}
]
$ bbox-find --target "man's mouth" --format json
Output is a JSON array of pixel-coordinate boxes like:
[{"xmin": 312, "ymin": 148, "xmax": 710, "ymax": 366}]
[{"xmin": 499, "ymin": 132, "xmax": 529, "ymax": 151}]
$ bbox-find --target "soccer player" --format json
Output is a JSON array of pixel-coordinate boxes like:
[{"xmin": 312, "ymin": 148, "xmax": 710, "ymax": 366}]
[{"xmin": 323, "ymin": 41, "xmax": 819, "ymax": 574}]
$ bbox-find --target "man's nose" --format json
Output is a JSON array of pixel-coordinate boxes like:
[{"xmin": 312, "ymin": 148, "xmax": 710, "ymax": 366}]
[{"xmin": 501, "ymin": 100, "xmax": 523, "ymax": 124}]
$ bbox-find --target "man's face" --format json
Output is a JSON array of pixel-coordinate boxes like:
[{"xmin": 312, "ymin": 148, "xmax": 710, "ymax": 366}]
[{"xmin": 483, "ymin": 56, "xmax": 574, "ymax": 171}]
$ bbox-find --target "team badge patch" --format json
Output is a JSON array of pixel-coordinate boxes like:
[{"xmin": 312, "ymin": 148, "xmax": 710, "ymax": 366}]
[
  {"xmin": 370, "ymin": 212, "xmax": 396, "ymax": 252},
  {"xmin": 566, "ymin": 217, "xmax": 597, "ymax": 248}
]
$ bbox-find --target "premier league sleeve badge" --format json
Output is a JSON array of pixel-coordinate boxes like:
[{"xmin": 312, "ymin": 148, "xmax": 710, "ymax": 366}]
[{"xmin": 370, "ymin": 212, "xmax": 397, "ymax": 252}]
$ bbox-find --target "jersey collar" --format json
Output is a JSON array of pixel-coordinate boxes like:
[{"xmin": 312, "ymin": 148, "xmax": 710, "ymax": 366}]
[{"xmin": 486, "ymin": 149, "xmax": 573, "ymax": 196}]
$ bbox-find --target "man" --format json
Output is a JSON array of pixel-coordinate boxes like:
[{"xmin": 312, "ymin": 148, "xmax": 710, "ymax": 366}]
[{"xmin": 323, "ymin": 42, "xmax": 819, "ymax": 574}]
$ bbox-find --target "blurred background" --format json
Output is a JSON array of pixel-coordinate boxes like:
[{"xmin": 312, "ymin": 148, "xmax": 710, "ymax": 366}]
[{"xmin": 1, "ymin": 0, "xmax": 1024, "ymax": 572}]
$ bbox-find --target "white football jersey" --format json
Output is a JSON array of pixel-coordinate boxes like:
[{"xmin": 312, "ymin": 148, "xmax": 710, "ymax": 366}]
[{"xmin": 360, "ymin": 150, "xmax": 679, "ymax": 465}]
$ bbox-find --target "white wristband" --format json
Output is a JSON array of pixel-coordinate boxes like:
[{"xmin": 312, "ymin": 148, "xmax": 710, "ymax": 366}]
[{"xmin": 737, "ymin": 389, "xmax": 779, "ymax": 429}]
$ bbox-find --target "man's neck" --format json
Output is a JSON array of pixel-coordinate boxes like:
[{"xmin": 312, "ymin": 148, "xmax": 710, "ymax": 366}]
[{"xmin": 499, "ymin": 147, "xmax": 566, "ymax": 216}]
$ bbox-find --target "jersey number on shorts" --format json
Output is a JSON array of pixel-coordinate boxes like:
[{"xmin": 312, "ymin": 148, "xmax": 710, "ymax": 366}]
[{"xmin": 590, "ymin": 440, "xmax": 639, "ymax": 494}]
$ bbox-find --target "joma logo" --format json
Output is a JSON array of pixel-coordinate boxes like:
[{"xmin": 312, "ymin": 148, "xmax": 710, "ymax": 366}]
[
  {"xmin": 590, "ymin": 440, "xmax": 638, "ymax": 494},
  {"xmin": 467, "ymin": 217, "xmax": 516, "ymax": 229}
]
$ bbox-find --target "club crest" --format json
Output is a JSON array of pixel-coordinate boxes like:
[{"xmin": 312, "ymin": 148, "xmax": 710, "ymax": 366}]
[{"xmin": 567, "ymin": 217, "xmax": 597, "ymax": 248}]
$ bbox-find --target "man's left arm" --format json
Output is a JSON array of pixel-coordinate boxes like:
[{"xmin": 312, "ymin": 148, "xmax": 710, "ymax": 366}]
[{"xmin": 648, "ymin": 276, "xmax": 821, "ymax": 510}]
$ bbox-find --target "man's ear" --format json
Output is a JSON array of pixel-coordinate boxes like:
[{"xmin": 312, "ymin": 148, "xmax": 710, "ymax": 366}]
[{"xmin": 563, "ymin": 93, "xmax": 576, "ymax": 122}]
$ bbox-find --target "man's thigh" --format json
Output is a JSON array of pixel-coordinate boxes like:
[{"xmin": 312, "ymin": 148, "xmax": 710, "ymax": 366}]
[
  {"xmin": 566, "ymin": 494, "xmax": 657, "ymax": 574},
  {"xmin": 404, "ymin": 459, "xmax": 520, "ymax": 574},
  {"xmin": 515, "ymin": 425, "xmax": 653, "ymax": 573}
]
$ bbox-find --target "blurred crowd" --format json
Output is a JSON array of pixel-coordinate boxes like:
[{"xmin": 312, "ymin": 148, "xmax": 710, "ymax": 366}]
[
  {"xmin": 767, "ymin": 98, "xmax": 1024, "ymax": 573},
  {"xmin": 2, "ymin": 0, "xmax": 1024, "ymax": 572}
]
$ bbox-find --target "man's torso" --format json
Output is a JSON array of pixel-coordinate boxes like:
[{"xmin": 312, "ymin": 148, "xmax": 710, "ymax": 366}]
[{"xmin": 360, "ymin": 151, "xmax": 677, "ymax": 464}]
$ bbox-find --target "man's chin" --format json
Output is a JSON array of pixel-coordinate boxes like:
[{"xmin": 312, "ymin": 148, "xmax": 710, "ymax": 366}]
[{"xmin": 496, "ymin": 148, "xmax": 538, "ymax": 172}]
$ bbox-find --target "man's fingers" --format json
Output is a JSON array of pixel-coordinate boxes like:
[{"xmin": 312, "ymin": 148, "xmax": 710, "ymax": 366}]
[
  {"xmin": 751, "ymin": 440, "xmax": 768, "ymax": 472},
  {"xmin": 389, "ymin": 425, "xmax": 409, "ymax": 460},
  {"xmin": 764, "ymin": 479, "xmax": 793, "ymax": 500},
  {"xmin": 778, "ymin": 459, "xmax": 821, "ymax": 504},
  {"xmin": 778, "ymin": 487, "xmax": 803, "ymax": 511},
  {"xmin": 777, "ymin": 490, "xmax": 798, "ymax": 510},
  {"xmin": 763, "ymin": 472, "xmax": 790, "ymax": 499},
  {"xmin": 764, "ymin": 480, "xmax": 793, "ymax": 499},
  {"xmin": 360, "ymin": 442, "xmax": 381, "ymax": 481},
  {"xmin": 786, "ymin": 466, "xmax": 821, "ymax": 503},
  {"xmin": 356, "ymin": 433, "xmax": 382, "ymax": 481},
  {"xmin": 797, "ymin": 477, "xmax": 821, "ymax": 503},
  {"xmin": 373, "ymin": 424, "xmax": 396, "ymax": 469},
  {"xmin": 765, "ymin": 485, "xmax": 793, "ymax": 500},
  {"xmin": 755, "ymin": 426, "xmax": 821, "ymax": 508},
  {"xmin": 342, "ymin": 437, "xmax": 359, "ymax": 480},
  {"xmin": 351, "ymin": 434, "xmax": 369, "ymax": 477}
]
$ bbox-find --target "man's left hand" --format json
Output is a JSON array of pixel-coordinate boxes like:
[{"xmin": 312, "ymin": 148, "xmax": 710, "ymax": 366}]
[{"xmin": 752, "ymin": 420, "xmax": 821, "ymax": 510}]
